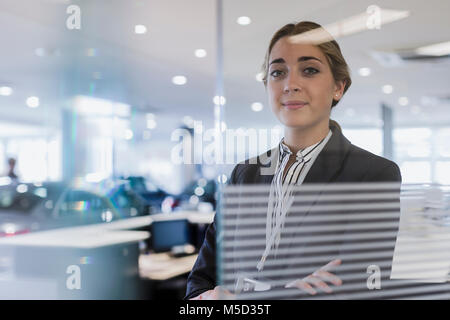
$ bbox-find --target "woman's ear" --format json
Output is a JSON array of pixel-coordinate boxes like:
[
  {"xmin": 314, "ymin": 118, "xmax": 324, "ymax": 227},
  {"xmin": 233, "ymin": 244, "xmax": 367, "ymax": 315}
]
[{"xmin": 334, "ymin": 80, "xmax": 346, "ymax": 100}]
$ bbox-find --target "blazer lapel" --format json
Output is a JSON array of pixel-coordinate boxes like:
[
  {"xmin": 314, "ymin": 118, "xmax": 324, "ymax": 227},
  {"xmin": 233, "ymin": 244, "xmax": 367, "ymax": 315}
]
[{"xmin": 303, "ymin": 125, "xmax": 351, "ymax": 184}]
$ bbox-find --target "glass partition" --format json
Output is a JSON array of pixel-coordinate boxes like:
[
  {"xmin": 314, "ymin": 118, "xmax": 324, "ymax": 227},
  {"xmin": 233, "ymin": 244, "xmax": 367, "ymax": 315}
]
[{"xmin": 218, "ymin": 0, "xmax": 450, "ymax": 300}]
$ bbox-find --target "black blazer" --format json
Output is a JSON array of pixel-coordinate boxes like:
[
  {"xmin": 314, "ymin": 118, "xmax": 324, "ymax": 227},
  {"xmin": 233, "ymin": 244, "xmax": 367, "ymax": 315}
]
[{"xmin": 185, "ymin": 123, "xmax": 402, "ymax": 299}]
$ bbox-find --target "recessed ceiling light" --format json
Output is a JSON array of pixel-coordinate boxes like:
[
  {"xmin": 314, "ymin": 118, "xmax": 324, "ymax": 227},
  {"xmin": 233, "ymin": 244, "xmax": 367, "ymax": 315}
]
[
  {"xmin": 358, "ymin": 67, "xmax": 371, "ymax": 77},
  {"xmin": 0, "ymin": 86, "xmax": 13, "ymax": 96},
  {"xmin": 26, "ymin": 96, "xmax": 39, "ymax": 108},
  {"xmin": 382, "ymin": 84, "xmax": 393, "ymax": 94},
  {"xmin": 195, "ymin": 49, "xmax": 207, "ymax": 58},
  {"xmin": 255, "ymin": 72, "xmax": 264, "ymax": 82},
  {"xmin": 398, "ymin": 96, "xmax": 409, "ymax": 106},
  {"xmin": 213, "ymin": 95, "xmax": 226, "ymax": 106},
  {"xmin": 251, "ymin": 102, "xmax": 263, "ymax": 112},
  {"xmin": 172, "ymin": 75, "xmax": 187, "ymax": 85},
  {"xmin": 135, "ymin": 25, "xmax": 147, "ymax": 34},
  {"xmin": 237, "ymin": 16, "xmax": 251, "ymax": 26}
]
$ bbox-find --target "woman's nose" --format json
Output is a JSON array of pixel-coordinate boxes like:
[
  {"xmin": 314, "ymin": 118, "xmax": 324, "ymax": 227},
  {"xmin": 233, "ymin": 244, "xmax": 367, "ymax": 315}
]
[{"xmin": 283, "ymin": 73, "xmax": 302, "ymax": 93}]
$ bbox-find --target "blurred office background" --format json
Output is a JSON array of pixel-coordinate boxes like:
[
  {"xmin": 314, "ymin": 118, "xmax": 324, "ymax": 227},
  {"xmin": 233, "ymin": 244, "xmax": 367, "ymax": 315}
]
[{"xmin": 0, "ymin": 0, "xmax": 449, "ymax": 299}]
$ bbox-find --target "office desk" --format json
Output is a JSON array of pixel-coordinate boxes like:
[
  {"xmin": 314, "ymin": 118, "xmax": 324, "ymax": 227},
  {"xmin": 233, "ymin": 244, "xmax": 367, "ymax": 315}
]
[
  {"xmin": 92, "ymin": 211, "xmax": 214, "ymax": 231},
  {"xmin": 0, "ymin": 224, "xmax": 149, "ymax": 299},
  {"xmin": 139, "ymin": 253, "xmax": 198, "ymax": 281},
  {"xmin": 0, "ymin": 225, "xmax": 149, "ymax": 248}
]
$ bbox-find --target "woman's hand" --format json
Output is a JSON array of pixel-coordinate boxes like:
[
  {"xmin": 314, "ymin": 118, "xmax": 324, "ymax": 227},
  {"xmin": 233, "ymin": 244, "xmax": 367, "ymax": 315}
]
[
  {"xmin": 284, "ymin": 259, "xmax": 342, "ymax": 295},
  {"xmin": 190, "ymin": 286, "xmax": 235, "ymax": 300}
]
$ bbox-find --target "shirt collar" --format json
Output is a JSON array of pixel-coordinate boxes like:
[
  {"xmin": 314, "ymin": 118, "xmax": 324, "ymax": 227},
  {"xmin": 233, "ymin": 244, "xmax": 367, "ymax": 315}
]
[{"xmin": 278, "ymin": 130, "xmax": 332, "ymax": 163}]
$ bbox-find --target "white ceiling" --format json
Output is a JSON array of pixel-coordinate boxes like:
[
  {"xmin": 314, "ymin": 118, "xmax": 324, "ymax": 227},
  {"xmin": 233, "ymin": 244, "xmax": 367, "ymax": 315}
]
[{"xmin": 0, "ymin": 0, "xmax": 449, "ymax": 140}]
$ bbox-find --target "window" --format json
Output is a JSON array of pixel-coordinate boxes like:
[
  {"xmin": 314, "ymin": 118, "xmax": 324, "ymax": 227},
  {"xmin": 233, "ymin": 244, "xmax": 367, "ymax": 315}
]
[
  {"xmin": 342, "ymin": 128, "xmax": 383, "ymax": 156},
  {"xmin": 393, "ymin": 127, "xmax": 450, "ymax": 184}
]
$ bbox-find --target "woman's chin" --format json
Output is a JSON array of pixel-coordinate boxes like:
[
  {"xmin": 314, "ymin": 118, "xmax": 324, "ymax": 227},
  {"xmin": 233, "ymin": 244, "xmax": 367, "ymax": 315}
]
[{"xmin": 280, "ymin": 119, "xmax": 311, "ymax": 129}]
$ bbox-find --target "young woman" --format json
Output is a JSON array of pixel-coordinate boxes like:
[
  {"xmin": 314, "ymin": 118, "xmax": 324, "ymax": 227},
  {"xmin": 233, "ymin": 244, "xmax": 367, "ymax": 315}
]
[{"xmin": 185, "ymin": 21, "xmax": 401, "ymax": 300}]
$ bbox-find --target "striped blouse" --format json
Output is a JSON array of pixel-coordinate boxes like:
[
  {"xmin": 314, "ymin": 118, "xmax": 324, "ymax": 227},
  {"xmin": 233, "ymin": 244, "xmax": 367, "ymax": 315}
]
[{"xmin": 257, "ymin": 130, "xmax": 333, "ymax": 271}]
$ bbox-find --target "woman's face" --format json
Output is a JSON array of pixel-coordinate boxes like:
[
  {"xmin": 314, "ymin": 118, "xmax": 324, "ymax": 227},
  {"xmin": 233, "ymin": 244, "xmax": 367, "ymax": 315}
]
[{"xmin": 267, "ymin": 37, "xmax": 344, "ymax": 130}]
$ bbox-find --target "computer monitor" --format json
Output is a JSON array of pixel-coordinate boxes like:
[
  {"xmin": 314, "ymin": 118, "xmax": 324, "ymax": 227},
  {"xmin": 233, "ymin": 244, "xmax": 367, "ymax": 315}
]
[{"xmin": 150, "ymin": 219, "xmax": 190, "ymax": 253}]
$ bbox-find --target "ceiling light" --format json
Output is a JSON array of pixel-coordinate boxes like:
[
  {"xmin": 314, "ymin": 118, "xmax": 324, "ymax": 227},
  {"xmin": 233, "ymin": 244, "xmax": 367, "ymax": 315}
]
[
  {"xmin": 358, "ymin": 67, "xmax": 371, "ymax": 77},
  {"xmin": 195, "ymin": 49, "xmax": 207, "ymax": 58},
  {"xmin": 398, "ymin": 97, "xmax": 409, "ymax": 106},
  {"xmin": 26, "ymin": 96, "xmax": 40, "ymax": 108},
  {"xmin": 382, "ymin": 84, "xmax": 393, "ymax": 94},
  {"xmin": 0, "ymin": 87, "xmax": 13, "ymax": 96},
  {"xmin": 251, "ymin": 102, "xmax": 264, "ymax": 112},
  {"xmin": 172, "ymin": 75, "xmax": 187, "ymax": 85},
  {"xmin": 134, "ymin": 25, "xmax": 147, "ymax": 34},
  {"xmin": 415, "ymin": 41, "xmax": 450, "ymax": 57},
  {"xmin": 237, "ymin": 16, "xmax": 251, "ymax": 26}
]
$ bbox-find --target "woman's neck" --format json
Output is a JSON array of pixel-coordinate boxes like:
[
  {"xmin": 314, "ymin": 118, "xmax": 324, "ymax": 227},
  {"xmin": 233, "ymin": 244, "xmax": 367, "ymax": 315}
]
[{"xmin": 283, "ymin": 122, "xmax": 329, "ymax": 154}]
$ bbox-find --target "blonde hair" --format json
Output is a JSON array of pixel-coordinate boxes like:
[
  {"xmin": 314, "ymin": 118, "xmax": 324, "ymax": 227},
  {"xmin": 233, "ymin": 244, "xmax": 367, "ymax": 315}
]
[{"xmin": 262, "ymin": 21, "xmax": 352, "ymax": 109}]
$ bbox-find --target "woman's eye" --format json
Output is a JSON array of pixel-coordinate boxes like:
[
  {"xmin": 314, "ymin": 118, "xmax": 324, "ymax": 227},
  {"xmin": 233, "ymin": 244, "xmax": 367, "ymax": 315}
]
[
  {"xmin": 270, "ymin": 70, "xmax": 284, "ymax": 78},
  {"xmin": 303, "ymin": 67, "xmax": 319, "ymax": 75}
]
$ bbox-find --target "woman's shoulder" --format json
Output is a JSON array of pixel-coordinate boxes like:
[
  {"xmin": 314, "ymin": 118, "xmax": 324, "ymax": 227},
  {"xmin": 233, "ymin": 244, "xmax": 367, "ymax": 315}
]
[{"xmin": 346, "ymin": 143, "xmax": 401, "ymax": 182}]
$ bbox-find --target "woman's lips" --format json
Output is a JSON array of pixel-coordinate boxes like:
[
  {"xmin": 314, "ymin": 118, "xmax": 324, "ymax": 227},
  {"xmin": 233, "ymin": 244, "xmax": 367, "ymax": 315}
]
[{"xmin": 282, "ymin": 101, "xmax": 308, "ymax": 110}]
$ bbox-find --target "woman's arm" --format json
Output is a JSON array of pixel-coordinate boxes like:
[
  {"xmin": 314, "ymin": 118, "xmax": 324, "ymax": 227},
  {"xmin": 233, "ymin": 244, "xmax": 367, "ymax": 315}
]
[{"xmin": 184, "ymin": 165, "xmax": 242, "ymax": 300}]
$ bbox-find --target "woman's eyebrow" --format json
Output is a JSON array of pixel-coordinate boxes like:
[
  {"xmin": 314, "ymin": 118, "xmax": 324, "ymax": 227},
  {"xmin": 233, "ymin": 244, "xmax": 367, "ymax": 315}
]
[
  {"xmin": 269, "ymin": 56, "xmax": 323, "ymax": 66},
  {"xmin": 298, "ymin": 56, "xmax": 323, "ymax": 64}
]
